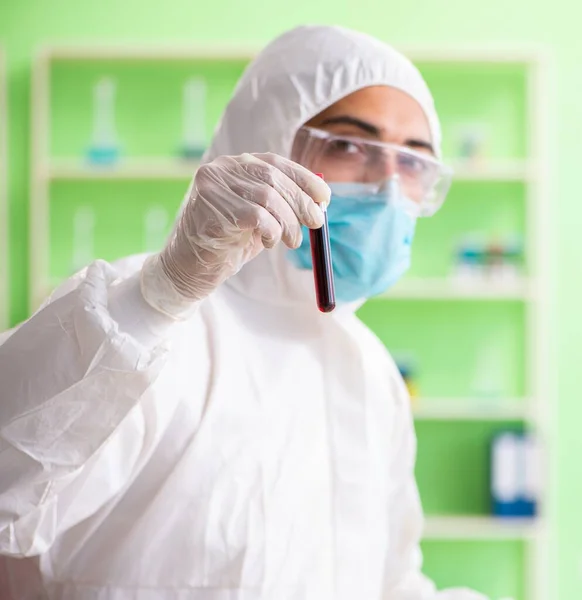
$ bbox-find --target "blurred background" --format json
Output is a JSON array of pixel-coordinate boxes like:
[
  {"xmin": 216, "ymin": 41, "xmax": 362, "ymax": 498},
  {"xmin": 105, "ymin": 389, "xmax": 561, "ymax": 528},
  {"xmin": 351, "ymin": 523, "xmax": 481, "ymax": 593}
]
[{"xmin": 1, "ymin": 1, "xmax": 579, "ymax": 598}]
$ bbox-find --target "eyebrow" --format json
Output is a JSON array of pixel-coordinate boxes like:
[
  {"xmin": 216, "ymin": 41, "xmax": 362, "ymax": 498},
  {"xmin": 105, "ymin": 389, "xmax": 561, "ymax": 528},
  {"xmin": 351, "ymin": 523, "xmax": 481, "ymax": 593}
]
[
  {"xmin": 406, "ymin": 139, "xmax": 435, "ymax": 154},
  {"xmin": 320, "ymin": 115, "xmax": 381, "ymax": 137},
  {"xmin": 319, "ymin": 115, "xmax": 435, "ymax": 155}
]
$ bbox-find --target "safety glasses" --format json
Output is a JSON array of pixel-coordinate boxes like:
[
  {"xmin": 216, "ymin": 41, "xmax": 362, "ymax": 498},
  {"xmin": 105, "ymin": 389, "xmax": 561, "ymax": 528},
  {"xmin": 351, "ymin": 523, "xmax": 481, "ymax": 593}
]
[{"xmin": 294, "ymin": 126, "xmax": 454, "ymax": 217}]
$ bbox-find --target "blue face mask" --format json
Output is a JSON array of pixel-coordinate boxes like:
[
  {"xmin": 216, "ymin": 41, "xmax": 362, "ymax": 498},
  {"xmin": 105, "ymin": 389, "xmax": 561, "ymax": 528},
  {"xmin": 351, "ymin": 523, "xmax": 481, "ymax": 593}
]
[{"xmin": 287, "ymin": 181, "xmax": 416, "ymax": 303}]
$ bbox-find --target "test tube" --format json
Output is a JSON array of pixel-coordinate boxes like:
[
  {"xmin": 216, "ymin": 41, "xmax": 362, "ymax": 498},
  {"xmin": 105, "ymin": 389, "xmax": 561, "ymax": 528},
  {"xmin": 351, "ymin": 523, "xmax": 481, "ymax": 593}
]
[
  {"xmin": 87, "ymin": 77, "xmax": 120, "ymax": 165},
  {"xmin": 310, "ymin": 173, "xmax": 335, "ymax": 312},
  {"xmin": 181, "ymin": 77, "xmax": 207, "ymax": 159}
]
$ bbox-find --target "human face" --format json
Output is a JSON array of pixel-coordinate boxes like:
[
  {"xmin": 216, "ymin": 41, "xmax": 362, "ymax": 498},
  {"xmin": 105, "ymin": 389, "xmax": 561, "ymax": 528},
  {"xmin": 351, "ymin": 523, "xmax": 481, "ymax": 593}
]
[
  {"xmin": 292, "ymin": 86, "xmax": 451, "ymax": 217},
  {"xmin": 293, "ymin": 85, "xmax": 434, "ymax": 183}
]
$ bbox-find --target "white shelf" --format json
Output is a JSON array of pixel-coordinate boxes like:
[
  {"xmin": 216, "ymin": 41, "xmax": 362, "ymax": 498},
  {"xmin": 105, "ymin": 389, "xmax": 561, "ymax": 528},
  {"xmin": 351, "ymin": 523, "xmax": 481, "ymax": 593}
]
[
  {"xmin": 379, "ymin": 277, "xmax": 531, "ymax": 301},
  {"xmin": 45, "ymin": 157, "xmax": 533, "ymax": 184},
  {"xmin": 41, "ymin": 44, "xmax": 547, "ymax": 65},
  {"xmin": 41, "ymin": 45, "xmax": 257, "ymax": 62},
  {"xmin": 413, "ymin": 398, "xmax": 531, "ymax": 421},
  {"xmin": 45, "ymin": 156, "xmax": 534, "ymax": 183},
  {"xmin": 401, "ymin": 45, "xmax": 547, "ymax": 64},
  {"xmin": 423, "ymin": 516, "xmax": 539, "ymax": 540},
  {"xmin": 451, "ymin": 159, "xmax": 535, "ymax": 182},
  {"xmin": 46, "ymin": 158, "xmax": 200, "ymax": 181}
]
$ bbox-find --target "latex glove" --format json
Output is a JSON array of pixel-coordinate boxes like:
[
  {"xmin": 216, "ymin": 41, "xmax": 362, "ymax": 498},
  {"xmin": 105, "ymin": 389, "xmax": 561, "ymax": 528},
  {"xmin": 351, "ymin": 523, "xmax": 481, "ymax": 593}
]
[{"xmin": 141, "ymin": 153, "xmax": 330, "ymax": 317}]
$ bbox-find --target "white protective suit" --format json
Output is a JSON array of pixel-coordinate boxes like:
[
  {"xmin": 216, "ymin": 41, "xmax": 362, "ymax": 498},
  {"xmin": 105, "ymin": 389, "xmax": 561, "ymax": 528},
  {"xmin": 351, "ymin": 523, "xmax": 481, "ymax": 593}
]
[{"xmin": 0, "ymin": 25, "xmax": 487, "ymax": 600}]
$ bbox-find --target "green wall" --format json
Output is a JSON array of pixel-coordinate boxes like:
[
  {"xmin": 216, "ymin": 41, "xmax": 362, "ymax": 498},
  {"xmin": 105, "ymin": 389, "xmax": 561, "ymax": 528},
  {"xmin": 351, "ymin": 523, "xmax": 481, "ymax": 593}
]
[{"xmin": 1, "ymin": 0, "xmax": 578, "ymax": 597}]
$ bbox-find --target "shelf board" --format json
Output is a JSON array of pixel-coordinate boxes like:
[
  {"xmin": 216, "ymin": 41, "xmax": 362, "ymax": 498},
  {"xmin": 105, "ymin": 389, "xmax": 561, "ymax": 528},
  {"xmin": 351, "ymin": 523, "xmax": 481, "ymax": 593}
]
[
  {"xmin": 401, "ymin": 45, "xmax": 546, "ymax": 64},
  {"xmin": 378, "ymin": 277, "xmax": 531, "ymax": 301},
  {"xmin": 423, "ymin": 515, "xmax": 539, "ymax": 541},
  {"xmin": 46, "ymin": 158, "xmax": 200, "ymax": 181},
  {"xmin": 39, "ymin": 44, "xmax": 547, "ymax": 68},
  {"xmin": 412, "ymin": 398, "xmax": 531, "ymax": 421},
  {"xmin": 39, "ymin": 44, "xmax": 546, "ymax": 65},
  {"xmin": 450, "ymin": 159, "xmax": 535, "ymax": 182},
  {"xmin": 42, "ymin": 45, "xmax": 257, "ymax": 61},
  {"xmin": 45, "ymin": 158, "xmax": 535, "ymax": 184}
]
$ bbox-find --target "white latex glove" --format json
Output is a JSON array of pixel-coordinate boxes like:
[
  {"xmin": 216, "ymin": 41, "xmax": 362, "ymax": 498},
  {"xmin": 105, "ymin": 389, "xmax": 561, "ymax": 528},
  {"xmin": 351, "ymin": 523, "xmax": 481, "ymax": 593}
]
[{"xmin": 141, "ymin": 153, "xmax": 330, "ymax": 317}]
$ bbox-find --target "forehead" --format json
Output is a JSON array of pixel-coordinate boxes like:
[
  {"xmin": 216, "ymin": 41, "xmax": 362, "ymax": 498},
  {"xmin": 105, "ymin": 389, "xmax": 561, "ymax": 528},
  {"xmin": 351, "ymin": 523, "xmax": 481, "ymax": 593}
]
[{"xmin": 307, "ymin": 85, "xmax": 431, "ymax": 145}]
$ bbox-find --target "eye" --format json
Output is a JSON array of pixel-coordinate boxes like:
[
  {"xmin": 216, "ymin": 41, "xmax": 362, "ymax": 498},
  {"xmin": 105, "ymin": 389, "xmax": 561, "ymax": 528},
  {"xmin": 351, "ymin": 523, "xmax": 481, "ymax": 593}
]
[
  {"xmin": 398, "ymin": 153, "xmax": 428, "ymax": 175},
  {"xmin": 325, "ymin": 139, "xmax": 366, "ymax": 159}
]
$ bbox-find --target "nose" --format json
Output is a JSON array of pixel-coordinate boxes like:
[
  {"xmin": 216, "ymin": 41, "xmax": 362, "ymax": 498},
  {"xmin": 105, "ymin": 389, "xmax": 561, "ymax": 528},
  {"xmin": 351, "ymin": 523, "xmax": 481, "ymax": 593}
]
[
  {"xmin": 374, "ymin": 151, "xmax": 397, "ymax": 179},
  {"xmin": 389, "ymin": 150, "xmax": 402, "ymax": 176},
  {"xmin": 363, "ymin": 148, "xmax": 397, "ymax": 183}
]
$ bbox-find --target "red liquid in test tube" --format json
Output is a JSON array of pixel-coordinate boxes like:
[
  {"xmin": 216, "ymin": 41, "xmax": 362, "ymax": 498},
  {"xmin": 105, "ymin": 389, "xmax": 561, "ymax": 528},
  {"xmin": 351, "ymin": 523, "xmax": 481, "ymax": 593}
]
[{"xmin": 310, "ymin": 173, "xmax": 336, "ymax": 313}]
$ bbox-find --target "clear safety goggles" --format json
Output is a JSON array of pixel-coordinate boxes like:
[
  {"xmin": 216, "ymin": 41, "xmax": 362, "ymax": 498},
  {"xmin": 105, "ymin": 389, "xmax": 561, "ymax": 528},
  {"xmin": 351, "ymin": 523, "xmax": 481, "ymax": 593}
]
[{"xmin": 293, "ymin": 126, "xmax": 453, "ymax": 217}]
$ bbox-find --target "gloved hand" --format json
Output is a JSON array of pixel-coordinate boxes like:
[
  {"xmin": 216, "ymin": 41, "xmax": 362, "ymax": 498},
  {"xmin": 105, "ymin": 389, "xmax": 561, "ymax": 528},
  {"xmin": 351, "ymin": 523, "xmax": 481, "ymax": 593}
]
[{"xmin": 141, "ymin": 152, "xmax": 330, "ymax": 317}]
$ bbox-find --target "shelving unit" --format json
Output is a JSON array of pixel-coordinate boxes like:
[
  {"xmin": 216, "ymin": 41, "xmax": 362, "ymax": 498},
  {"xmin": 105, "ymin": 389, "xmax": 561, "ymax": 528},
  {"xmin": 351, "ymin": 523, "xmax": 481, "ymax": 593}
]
[
  {"xmin": 30, "ymin": 45, "xmax": 551, "ymax": 600},
  {"xmin": 0, "ymin": 50, "xmax": 8, "ymax": 329}
]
